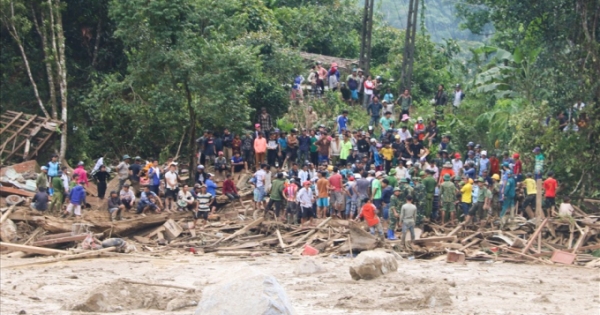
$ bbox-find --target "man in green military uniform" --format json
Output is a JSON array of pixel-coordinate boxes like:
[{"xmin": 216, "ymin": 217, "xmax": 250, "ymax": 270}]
[
  {"xmin": 422, "ymin": 169, "xmax": 437, "ymax": 221},
  {"xmin": 466, "ymin": 177, "xmax": 492, "ymax": 228},
  {"xmin": 413, "ymin": 172, "xmax": 426, "ymax": 225},
  {"xmin": 439, "ymin": 174, "xmax": 457, "ymax": 225},
  {"xmin": 387, "ymin": 168, "xmax": 398, "ymax": 188},
  {"xmin": 388, "ymin": 187, "xmax": 403, "ymax": 240},
  {"xmin": 49, "ymin": 172, "xmax": 65, "ymax": 213}
]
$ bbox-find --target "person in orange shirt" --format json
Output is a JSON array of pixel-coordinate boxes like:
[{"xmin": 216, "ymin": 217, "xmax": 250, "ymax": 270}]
[
  {"xmin": 543, "ymin": 171, "xmax": 558, "ymax": 215},
  {"xmin": 253, "ymin": 132, "xmax": 267, "ymax": 170},
  {"xmin": 355, "ymin": 198, "xmax": 384, "ymax": 238},
  {"xmin": 438, "ymin": 161, "xmax": 455, "ymax": 184}
]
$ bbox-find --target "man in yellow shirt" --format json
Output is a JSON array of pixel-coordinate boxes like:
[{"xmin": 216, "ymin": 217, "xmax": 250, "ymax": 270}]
[
  {"xmin": 521, "ymin": 173, "xmax": 537, "ymax": 218},
  {"xmin": 380, "ymin": 142, "xmax": 394, "ymax": 173},
  {"xmin": 459, "ymin": 178, "xmax": 473, "ymax": 219}
]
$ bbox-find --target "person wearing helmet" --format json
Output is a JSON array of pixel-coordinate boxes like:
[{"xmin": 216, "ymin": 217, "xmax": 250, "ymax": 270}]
[
  {"xmin": 478, "ymin": 150, "xmax": 490, "ymax": 177},
  {"xmin": 73, "ymin": 161, "xmax": 89, "ymax": 187},
  {"xmin": 490, "ymin": 173, "xmax": 501, "ymax": 217},
  {"xmin": 440, "ymin": 174, "xmax": 457, "ymax": 225}
]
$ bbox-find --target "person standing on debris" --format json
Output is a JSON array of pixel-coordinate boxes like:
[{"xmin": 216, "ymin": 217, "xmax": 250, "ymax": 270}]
[
  {"xmin": 413, "ymin": 174, "xmax": 427, "ymax": 225},
  {"xmin": 107, "ymin": 191, "xmax": 125, "ymax": 221},
  {"xmin": 47, "ymin": 154, "xmax": 60, "ymax": 195},
  {"xmin": 195, "ymin": 185, "xmax": 213, "ymax": 227},
  {"xmin": 521, "ymin": 173, "xmax": 537, "ymax": 217},
  {"xmin": 500, "ymin": 170, "xmax": 516, "ymax": 219},
  {"xmin": 371, "ymin": 171, "xmax": 384, "ymax": 213},
  {"xmin": 177, "ymin": 184, "xmax": 197, "ymax": 211},
  {"xmin": 328, "ymin": 167, "xmax": 345, "ymax": 218},
  {"xmin": 266, "ymin": 173, "xmax": 286, "ymax": 221},
  {"xmin": 65, "ymin": 174, "xmax": 86, "ymax": 218},
  {"xmin": 422, "ymin": 169, "xmax": 437, "ymax": 221},
  {"xmin": 32, "ymin": 187, "xmax": 49, "ymax": 212},
  {"xmin": 543, "ymin": 171, "xmax": 558, "ymax": 216},
  {"xmin": 284, "ymin": 179, "xmax": 299, "ymax": 224},
  {"xmin": 37, "ymin": 166, "xmax": 49, "ymax": 192},
  {"xmin": 73, "ymin": 161, "xmax": 89, "ymax": 187},
  {"xmin": 253, "ymin": 164, "xmax": 268, "ymax": 211},
  {"xmin": 146, "ymin": 159, "xmax": 160, "ymax": 195},
  {"xmin": 399, "ymin": 195, "xmax": 417, "ymax": 247},
  {"xmin": 356, "ymin": 197, "xmax": 384, "ymax": 238},
  {"xmin": 388, "ymin": 187, "xmax": 403, "ymax": 240},
  {"xmin": 164, "ymin": 164, "xmax": 179, "ymax": 212},
  {"xmin": 440, "ymin": 174, "xmax": 457, "ymax": 225},
  {"xmin": 93, "ymin": 165, "xmax": 111, "ymax": 200},
  {"xmin": 254, "ymin": 132, "xmax": 267, "ymax": 170},
  {"xmin": 116, "ymin": 155, "xmax": 131, "ymax": 191},
  {"xmin": 297, "ymin": 181, "xmax": 315, "ymax": 226},
  {"xmin": 316, "ymin": 171, "xmax": 331, "ymax": 219},
  {"xmin": 128, "ymin": 157, "xmax": 142, "ymax": 195},
  {"xmin": 49, "ymin": 169, "xmax": 66, "ymax": 213}
]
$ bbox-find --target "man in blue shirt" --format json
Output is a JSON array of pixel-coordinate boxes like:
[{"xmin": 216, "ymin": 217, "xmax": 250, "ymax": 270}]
[
  {"xmin": 297, "ymin": 129, "xmax": 311, "ymax": 165},
  {"xmin": 137, "ymin": 186, "xmax": 162, "ymax": 215},
  {"xmin": 147, "ymin": 159, "xmax": 161, "ymax": 195},
  {"xmin": 204, "ymin": 173, "xmax": 218, "ymax": 196},
  {"xmin": 336, "ymin": 110, "xmax": 349, "ymax": 134},
  {"xmin": 367, "ymin": 96, "xmax": 383, "ymax": 129}
]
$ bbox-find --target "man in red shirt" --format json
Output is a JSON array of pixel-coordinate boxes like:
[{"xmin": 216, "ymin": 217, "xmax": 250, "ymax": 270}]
[
  {"xmin": 513, "ymin": 153, "xmax": 523, "ymax": 181},
  {"xmin": 328, "ymin": 167, "xmax": 345, "ymax": 218},
  {"xmin": 355, "ymin": 198, "xmax": 384, "ymax": 238},
  {"xmin": 222, "ymin": 173, "xmax": 243, "ymax": 209},
  {"xmin": 489, "ymin": 153, "xmax": 500, "ymax": 176},
  {"xmin": 543, "ymin": 171, "xmax": 558, "ymax": 215}
]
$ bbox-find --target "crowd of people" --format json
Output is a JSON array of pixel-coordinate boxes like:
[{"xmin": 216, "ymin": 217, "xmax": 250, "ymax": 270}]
[{"xmin": 29, "ymin": 63, "xmax": 583, "ymax": 245}]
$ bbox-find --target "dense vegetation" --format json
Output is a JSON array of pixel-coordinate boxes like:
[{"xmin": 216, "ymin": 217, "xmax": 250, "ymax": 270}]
[{"xmin": 1, "ymin": 0, "xmax": 598, "ymax": 199}]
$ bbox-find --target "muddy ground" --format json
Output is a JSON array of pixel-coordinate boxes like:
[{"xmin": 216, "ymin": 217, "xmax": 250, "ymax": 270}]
[{"xmin": 1, "ymin": 253, "xmax": 598, "ymax": 315}]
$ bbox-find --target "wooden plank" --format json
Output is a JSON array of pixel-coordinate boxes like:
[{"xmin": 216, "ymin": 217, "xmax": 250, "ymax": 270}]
[
  {"xmin": 37, "ymin": 232, "xmax": 74, "ymax": 241},
  {"xmin": 27, "ymin": 130, "xmax": 56, "ymax": 160},
  {"xmin": 413, "ymin": 236, "xmax": 457, "ymax": 244},
  {"xmin": 0, "ymin": 186, "xmax": 35, "ymax": 198},
  {"xmin": 289, "ymin": 217, "xmax": 332, "ymax": 247},
  {"xmin": 32, "ymin": 234, "xmax": 89, "ymax": 247},
  {"xmin": 521, "ymin": 218, "xmax": 548, "ymax": 254},
  {"xmin": 503, "ymin": 246, "xmax": 553, "ymax": 265},
  {"xmin": 221, "ymin": 217, "xmax": 264, "ymax": 242},
  {"xmin": 571, "ymin": 226, "xmax": 590, "ymax": 253},
  {"xmin": 0, "ymin": 112, "xmax": 23, "ymax": 134},
  {"xmin": 459, "ymin": 239, "xmax": 481, "ymax": 251},
  {"xmin": 0, "ymin": 242, "xmax": 68, "ymax": 255},
  {"xmin": 446, "ymin": 224, "xmax": 463, "ymax": 237},
  {"xmin": 0, "ymin": 115, "xmax": 37, "ymax": 154},
  {"xmin": 460, "ymin": 232, "xmax": 481, "ymax": 245}
]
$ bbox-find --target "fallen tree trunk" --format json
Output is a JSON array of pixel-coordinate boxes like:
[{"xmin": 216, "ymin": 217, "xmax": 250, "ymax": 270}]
[{"xmin": 338, "ymin": 221, "xmax": 382, "ymax": 253}]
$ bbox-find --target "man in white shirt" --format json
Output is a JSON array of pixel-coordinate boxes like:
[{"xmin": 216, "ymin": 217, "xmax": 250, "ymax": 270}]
[
  {"xmin": 397, "ymin": 126, "xmax": 412, "ymax": 142},
  {"xmin": 253, "ymin": 164, "xmax": 268, "ymax": 210},
  {"xmin": 297, "ymin": 181, "xmax": 315, "ymax": 226},
  {"xmin": 453, "ymin": 84, "xmax": 464, "ymax": 109},
  {"xmin": 298, "ymin": 164, "xmax": 309, "ymax": 183},
  {"xmin": 394, "ymin": 164, "xmax": 408, "ymax": 182},
  {"xmin": 452, "ymin": 153, "xmax": 464, "ymax": 176},
  {"xmin": 116, "ymin": 155, "xmax": 130, "ymax": 191},
  {"xmin": 119, "ymin": 184, "xmax": 136, "ymax": 211},
  {"xmin": 164, "ymin": 164, "xmax": 179, "ymax": 212}
]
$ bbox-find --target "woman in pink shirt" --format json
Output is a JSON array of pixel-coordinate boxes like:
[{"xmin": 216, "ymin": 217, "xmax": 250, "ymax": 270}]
[
  {"xmin": 73, "ymin": 162, "xmax": 89, "ymax": 186},
  {"xmin": 254, "ymin": 133, "xmax": 267, "ymax": 169}
]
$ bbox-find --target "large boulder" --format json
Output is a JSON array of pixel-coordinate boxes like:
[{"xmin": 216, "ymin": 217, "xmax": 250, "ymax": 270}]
[
  {"xmin": 195, "ymin": 268, "xmax": 296, "ymax": 315},
  {"xmin": 349, "ymin": 250, "xmax": 398, "ymax": 280},
  {"xmin": 293, "ymin": 258, "xmax": 326, "ymax": 276}
]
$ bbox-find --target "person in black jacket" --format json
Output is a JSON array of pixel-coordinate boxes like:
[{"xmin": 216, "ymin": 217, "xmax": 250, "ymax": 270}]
[
  {"xmin": 93, "ymin": 165, "xmax": 111, "ymax": 200},
  {"xmin": 434, "ymin": 84, "xmax": 448, "ymax": 120}
]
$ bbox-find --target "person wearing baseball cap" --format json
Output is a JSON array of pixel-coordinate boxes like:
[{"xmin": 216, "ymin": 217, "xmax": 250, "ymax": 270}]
[
  {"xmin": 297, "ymin": 180, "xmax": 315, "ymax": 226},
  {"xmin": 439, "ymin": 173, "xmax": 457, "ymax": 225},
  {"xmin": 479, "ymin": 150, "xmax": 490, "ymax": 177}
]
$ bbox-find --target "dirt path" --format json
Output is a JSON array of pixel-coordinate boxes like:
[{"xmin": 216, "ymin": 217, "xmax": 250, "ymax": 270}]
[{"xmin": 1, "ymin": 253, "xmax": 598, "ymax": 314}]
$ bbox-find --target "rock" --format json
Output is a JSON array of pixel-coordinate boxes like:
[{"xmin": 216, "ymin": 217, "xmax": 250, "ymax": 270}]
[
  {"xmin": 349, "ymin": 250, "xmax": 398, "ymax": 281},
  {"xmin": 293, "ymin": 258, "xmax": 326, "ymax": 275},
  {"xmin": 195, "ymin": 268, "xmax": 296, "ymax": 315}
]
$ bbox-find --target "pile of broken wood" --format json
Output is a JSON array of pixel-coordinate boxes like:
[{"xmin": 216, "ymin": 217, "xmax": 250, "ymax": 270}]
[{"xmin": 1, "ymin": 198, "xmax": 600, "ymax": 268}]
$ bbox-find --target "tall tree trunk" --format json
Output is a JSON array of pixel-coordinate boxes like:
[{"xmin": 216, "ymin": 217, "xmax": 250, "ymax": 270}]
[
  {"xmin": 4, "ymin": 1, "xmax": 50, "ymax": 118},
  {"xmin": 91, "ymin": 19, "xmax": 102, "ymax": 68},
  {"xmin": 49, "ymin": 0, "xmax": 68, "ymax": 160},
  {"xmin": 184, "ymin": 81, "xmax": 196, "ymax": 185},
  {"xmin": 31, "ymin": 5, "xmax": 58, "ymax": 119}
]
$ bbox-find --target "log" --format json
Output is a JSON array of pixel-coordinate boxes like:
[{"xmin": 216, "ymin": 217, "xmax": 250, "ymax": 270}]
[
  {"xmin": 0, "ymin": 205, "xmax": 16, "ymax": 224},
  {"xmin": 521, "ymin": 218, "xmax": 548, "ymax": 254},
  {"xmin": 337, "ymin": 220, "xmax": 381, "ymax": 253},
  {"xmin": 4, "ymin": 247, "xmax": 116, "ymax": 268},
  {"xmin": 32, "ymin": 234, "xmax": 101, "ymax": 247},
  {"xmin": 446, "ymin": 224, "xmax": 463, "ymax": 237},
  {"xmin": 413, "ymin": 236, "xmax": 457, "ymax": 244},
  {"xmin": 0, "ymin": 242, "xmax": 68, "ymax": 255},
  {"xmin": 459, "ymin": 239, "xmax": 481, "ymax": 251},
  {"xmin": 276, "ymin": 229, "xmax": 286, "ymax": 248},
  {"xmin": 215, "ymin": 250, "xmax": 253, "ymax": 256},
  {"xmin": 289, "ymin": 217, "xmax": 332, "ymax": 247},
  {"xmin": 121, "ymin": 279, "xmax": 195, "ymax": 291},
  {"xmin": 221, "ymin": 217, "xmax": 264, "ymax": 242},
  {"xmin": 460, "ymin": 232, "xmax": 481, "ymax": 245},
  {"xmin": 571, "ymin": 226, "xmax": 590, "ymax": 253},
  {"xmin": 503, "ymin": 246, "xmax": 553, "ymax": 265}
]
